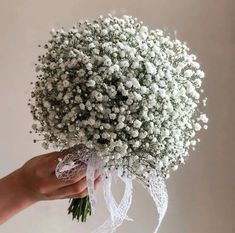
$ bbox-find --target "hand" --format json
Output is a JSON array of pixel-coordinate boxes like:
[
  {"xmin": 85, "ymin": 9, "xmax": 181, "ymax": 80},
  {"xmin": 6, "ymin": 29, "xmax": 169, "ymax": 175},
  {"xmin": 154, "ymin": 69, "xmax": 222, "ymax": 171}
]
[
  {"xmin": 19, "ymin": 150, "xmax": 101, "ymax": 201},
  {"xmin": 0, "ymin": 150, "xmax": 101, "ymax": 224}
]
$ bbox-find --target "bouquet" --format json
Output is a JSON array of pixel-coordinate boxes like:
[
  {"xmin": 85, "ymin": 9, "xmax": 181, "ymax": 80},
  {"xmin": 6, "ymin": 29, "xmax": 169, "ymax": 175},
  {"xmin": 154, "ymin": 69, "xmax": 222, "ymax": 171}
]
[{"xmin": 29, "ymin": 14, "xmax": 208, "ymax": 233}]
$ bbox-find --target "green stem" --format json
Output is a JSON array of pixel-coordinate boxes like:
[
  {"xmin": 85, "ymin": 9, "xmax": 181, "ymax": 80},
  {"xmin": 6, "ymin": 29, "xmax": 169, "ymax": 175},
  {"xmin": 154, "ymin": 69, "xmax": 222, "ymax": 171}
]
[{"xmin": 68, "ymin": 197, "xmax": 92, "ymax": 222}]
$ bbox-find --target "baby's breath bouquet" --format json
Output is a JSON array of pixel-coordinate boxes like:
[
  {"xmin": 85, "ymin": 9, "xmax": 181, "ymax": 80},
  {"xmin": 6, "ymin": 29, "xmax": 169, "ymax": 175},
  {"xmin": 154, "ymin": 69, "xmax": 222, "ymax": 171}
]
[{"xmin": 29, "ymin": 14, "xmax": 208, "ymax": 233}]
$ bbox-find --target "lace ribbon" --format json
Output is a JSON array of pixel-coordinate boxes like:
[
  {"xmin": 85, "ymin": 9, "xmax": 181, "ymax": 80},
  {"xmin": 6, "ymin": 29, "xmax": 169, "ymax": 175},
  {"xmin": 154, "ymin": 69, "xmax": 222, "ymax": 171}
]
[
  {"xmin": 55, "ymin": 145, "xmax": 168, "ymax": 233},
  {"xmin": 148, "ymin": 171, "xmax": 168, "ymax": 233}
]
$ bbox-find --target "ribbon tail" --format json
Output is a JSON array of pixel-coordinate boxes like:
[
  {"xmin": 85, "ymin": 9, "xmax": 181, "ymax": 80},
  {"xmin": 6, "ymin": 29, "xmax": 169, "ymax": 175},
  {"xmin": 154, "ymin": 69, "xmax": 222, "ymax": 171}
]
[
  {"xmin": 147, "ymin": 172, "xmax": 168, "ymax": 233},
  {"xmin": 92, "ymin": 172, "xmax": 133, "ymax": 233},
  {"xmin": 86, "ymin": 158, "xmax": 97, "ymax": 214}
]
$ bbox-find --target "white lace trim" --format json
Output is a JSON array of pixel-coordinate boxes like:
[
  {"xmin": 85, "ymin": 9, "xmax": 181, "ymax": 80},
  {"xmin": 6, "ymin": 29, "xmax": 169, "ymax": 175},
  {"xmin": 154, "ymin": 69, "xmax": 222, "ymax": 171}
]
[{"xmin": 55, "ymin": 145, "xmax": 168, "ymax": 233}]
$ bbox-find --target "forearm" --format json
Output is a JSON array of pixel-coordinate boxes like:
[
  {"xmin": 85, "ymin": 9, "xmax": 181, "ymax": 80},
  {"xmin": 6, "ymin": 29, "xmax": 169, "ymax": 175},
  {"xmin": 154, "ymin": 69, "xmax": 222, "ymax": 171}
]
[{"xmin": 0, "ymin": 169, "xmax": 36, "ymax": 224}]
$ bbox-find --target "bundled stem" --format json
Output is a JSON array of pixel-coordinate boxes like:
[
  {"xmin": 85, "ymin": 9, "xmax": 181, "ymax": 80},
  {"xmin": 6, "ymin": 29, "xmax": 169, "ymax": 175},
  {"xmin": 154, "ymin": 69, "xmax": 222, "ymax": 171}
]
[{"xmin": 68, "ymin": 196, "xmax": 92, "ymax": 222}]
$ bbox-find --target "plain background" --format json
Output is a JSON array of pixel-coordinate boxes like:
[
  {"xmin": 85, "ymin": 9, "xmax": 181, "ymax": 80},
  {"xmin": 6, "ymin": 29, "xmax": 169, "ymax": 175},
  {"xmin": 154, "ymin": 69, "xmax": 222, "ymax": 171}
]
[{"xmin": 0, "ymin": 0, "xmax": 234, "ymax": 233}]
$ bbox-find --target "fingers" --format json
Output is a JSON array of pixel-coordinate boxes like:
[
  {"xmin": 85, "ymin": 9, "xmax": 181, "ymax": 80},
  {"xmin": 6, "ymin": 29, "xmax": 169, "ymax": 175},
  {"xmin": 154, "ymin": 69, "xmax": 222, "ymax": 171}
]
[
  {"xmin": 48, "ymin": 166, "xmax": 100, "ymax": 190},
  {"xmin": 58, "ymin": 171, "xmax": 100, "ymax": 194},
  {"xmin": 34, "ymin": 147, "xmax": 102, "ymax": 199},
  {"xmin": 48, "ymin": 163, "xmax": 87, "ymax": 188},
  {"xmin": 47, "ymin": 175, "xmax": 101, "ymax": 200},
  {"xmin": 62, "ymin": 176, "xmax": 102, "ymax": 199},
  {"xmin": 43, "ymin": 171, "xmax": 86, "ymax": 193}
]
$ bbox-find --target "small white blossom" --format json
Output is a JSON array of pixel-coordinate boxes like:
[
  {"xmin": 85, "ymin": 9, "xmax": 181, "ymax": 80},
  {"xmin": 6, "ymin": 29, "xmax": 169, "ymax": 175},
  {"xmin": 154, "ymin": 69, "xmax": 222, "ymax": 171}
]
[
  {"xmin": 87, "ymin": 79, "xmax": 96, "ymax": 87},
  {"xmin": 196, "ymin": 70, "xmax": 205, "ymax": 78},
  {"xmin": 63, "ymin": 80, "xmax": 70, "ymax": 87},
  {"xmin": 184, "ymin": 69, "xmax": 194, "ymax": 78},
  {"xmin": 133, "ymin": 119, "xmax": 142, "ymax": 128},
  {"xmin": 194, "ymin": 123, "xmax": 202, "ymax": 131},
  {"xmin": 131, "ymin": 78, "xmax": 141, "ymax": 89},
  {"xmin": 131, "ymin": 130, "xmax": 139, "ymax": 138},
  {"xmin": 199, "ymin": 114, "xmax": 209, "ymax": 123},
  {"xmin": 145, "ymin": 61, "xmax": 157, "ymax": 75}
]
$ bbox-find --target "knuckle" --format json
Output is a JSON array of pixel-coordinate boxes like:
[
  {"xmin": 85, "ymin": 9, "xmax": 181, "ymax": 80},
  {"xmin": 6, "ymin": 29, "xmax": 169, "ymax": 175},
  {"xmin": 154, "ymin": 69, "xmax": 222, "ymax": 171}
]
[
  {"xmin": 73, "ymin": 185, "xmax": 83, "ymax": 194},
  {"xmin": 66, "ymin": 178, "xmax": 78, "ymax": 184},
  {"xmin": 34, "ymin": 167, "xmax": 44, "ymax": 178},
  {"xmin": 44, "ymin": 192, "xmax": 54, "ymax": 199},
  {"xmin": 36, "ymin": 180, "xmax": 48, "ymax": 194},
  {"xmin": 80, "ymin": 192, "xmax": 88, "ymax": 198},
  {"xmin": 38, "ymin": 186, "xmax": 47, "ymax": 194},
  {"xmin": 75, "ymin": 193, "xmax": 83, "ymax": 198}
]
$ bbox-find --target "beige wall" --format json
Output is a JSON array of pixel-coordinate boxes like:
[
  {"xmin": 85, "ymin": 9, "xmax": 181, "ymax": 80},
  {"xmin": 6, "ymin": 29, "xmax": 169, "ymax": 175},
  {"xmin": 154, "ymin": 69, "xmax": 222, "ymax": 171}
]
[{"xmin": 0, "ymin": 0, "xmax": 234, "ymax": 232}]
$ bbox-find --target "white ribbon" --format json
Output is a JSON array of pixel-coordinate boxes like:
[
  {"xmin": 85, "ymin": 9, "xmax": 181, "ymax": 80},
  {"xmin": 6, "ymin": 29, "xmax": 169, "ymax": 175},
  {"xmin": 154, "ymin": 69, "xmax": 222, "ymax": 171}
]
[
  {"xmin": 55, "ymin": 146, "xmax": 168, "ymax": 233},
  {"xmin": 86, "ymin": 157, "xmax": 97, "ymax": 214},
  {"xmin": 148, "ymin": 171, "xmax": 168, "ymax": 233},
  {"xmin": 93, "ymin": 172, "xmax": 133, "ymax": 233}
]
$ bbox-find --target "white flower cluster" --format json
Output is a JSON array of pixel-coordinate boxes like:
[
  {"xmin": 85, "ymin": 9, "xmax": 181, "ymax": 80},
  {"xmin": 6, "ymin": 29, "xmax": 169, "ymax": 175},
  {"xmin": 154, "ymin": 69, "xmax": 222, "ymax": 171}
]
[{"xmin": 29, "ymin": 15, "xmax": 208, "ymax": 180}]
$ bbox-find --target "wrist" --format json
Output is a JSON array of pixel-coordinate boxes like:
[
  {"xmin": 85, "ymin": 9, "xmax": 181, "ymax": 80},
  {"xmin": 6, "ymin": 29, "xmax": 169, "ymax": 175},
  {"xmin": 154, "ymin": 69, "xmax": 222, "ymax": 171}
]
[
  {"xmin": 0, "ymin": 169, "xmax": 37, "ymax": 224},
  {"xmin": 11, "ymin": 168, "xmax": 39, "ymax": 205}
]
